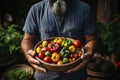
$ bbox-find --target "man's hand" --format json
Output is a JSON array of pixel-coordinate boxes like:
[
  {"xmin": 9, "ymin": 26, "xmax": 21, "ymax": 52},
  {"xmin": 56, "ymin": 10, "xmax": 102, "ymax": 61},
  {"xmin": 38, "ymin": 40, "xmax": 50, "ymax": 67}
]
[
  {"xmin": 65, "ymin": 53, "xmax": 91, "ymax": 73},
  {"xmin": 26, "ymin": 50, "xmax": 47, "ymax": 73}
]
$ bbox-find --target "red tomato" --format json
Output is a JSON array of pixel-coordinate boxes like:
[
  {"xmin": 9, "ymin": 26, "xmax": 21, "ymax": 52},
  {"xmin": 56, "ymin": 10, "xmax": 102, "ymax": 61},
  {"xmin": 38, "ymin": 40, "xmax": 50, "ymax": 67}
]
[
  {"xmin": 41, "ymin": 47, "xmax": 49, "ymax": 52},
  {"xmin": 38, "ymin": 52, "xmax": 45, "ymax": 59},
  {"xmin": 70, "ymin": 54, "xmax": 74, "ymax": 58},
  {"xmin": 73, "ymin": 40, "xmax": 81, "ymax": 48},
  {"xmin": 71, "ymin": 57, "xmax": 76, "ymax": 61},
  {"xmin": 74, "ymin": 54, "xmax": 78, "ymax": 59},
  {"xmin": 43, "ymin": 56, "xmax": 52, "ymax": 63},
  {"xmin": 78, "ymin": 53, "xmax": 82, "ymax": 57},
  {"xmin": 69, "ymin": 58, "xmax": 73, "ymax": 62}
]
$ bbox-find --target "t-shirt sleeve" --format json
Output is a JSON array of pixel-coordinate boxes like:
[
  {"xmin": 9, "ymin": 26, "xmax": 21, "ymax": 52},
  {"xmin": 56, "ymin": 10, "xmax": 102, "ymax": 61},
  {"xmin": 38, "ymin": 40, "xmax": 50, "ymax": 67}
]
[
  {"xmin": 23, "ymin": 5, "xmax": 39, "ymax": 35},
  {"xmin": 83, "ymin": 5, "xmax": 98, "ymax": 35}
]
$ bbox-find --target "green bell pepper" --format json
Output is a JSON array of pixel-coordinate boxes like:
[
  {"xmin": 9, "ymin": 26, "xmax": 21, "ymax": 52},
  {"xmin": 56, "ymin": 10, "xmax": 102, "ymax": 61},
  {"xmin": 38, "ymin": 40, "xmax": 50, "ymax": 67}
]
[
  {"xmin": 59, "ymin": 47, "xmax": 70, "ymax": 58},
  {"xmin": 61, "ymin": 39, "xmax": 72, "ymax": 48}
]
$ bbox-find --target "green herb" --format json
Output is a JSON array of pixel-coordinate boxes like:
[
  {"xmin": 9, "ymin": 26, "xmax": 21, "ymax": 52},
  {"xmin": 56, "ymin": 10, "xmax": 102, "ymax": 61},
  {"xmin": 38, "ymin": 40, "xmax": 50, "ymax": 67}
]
[
  {"xmin": 0, "ymin": 24, "xmax": 23, "ymax": 55},
  {"xmin": 98, "ymin": 19, "xmax": 120, "ymax": 54},
  {"xmin": 4, "ymin": 68, "xmax": 32, "ymax": 80}
]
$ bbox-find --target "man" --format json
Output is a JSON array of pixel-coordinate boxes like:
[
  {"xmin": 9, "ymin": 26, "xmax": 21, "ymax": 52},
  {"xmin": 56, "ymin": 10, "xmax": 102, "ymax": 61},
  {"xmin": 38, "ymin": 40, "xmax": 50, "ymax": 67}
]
[{"xmin": 21, "ymin": 0, "xmax": 98, "ymax": 80}]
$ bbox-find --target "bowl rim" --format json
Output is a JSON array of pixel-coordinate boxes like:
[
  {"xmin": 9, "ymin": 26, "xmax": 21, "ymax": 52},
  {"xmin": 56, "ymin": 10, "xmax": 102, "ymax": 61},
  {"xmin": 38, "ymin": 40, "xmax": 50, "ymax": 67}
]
[{"xmin": 87, "ymin": 65, "xmax": 118, "ymax": 77}]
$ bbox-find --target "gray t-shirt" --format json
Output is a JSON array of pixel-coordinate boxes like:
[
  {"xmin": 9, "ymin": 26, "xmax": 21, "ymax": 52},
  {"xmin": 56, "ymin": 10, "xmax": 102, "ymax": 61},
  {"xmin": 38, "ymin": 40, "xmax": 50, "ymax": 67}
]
[{"xmin": 23, "ymin": 0, "xmax": 97, "ymax": 45}]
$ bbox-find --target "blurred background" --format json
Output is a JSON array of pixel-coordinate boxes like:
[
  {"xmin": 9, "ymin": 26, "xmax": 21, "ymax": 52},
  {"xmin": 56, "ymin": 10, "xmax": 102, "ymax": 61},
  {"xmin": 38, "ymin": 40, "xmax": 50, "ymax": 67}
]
[
  {"xmin": 0, "ymin": 0, "xmax": 120, "ymax": 80},
  {"xmin": 0, "ymin": 0, "xmax": 120, "ymax": 29}
]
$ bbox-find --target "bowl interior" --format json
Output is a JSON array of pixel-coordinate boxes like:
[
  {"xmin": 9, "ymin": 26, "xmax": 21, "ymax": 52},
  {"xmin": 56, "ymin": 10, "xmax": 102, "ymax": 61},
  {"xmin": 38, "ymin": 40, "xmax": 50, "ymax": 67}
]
[{"xmin": 34, "ymin": 37, "xmax": 84, "ymax": 72}]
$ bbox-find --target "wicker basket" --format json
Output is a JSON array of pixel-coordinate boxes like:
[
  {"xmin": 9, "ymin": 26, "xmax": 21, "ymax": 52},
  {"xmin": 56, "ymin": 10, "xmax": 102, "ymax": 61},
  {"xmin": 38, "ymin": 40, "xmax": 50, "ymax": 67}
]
[
  {"xmin": 34, "ymin": 37, "xmax": 84, "ymax": 72},
  {"xmin": 87, "ymin": 67, "xmax": 117, "ymax": 78},
  {"xmin": 87, "ymin": 69, "xmax": 106, "ymax": 78}
]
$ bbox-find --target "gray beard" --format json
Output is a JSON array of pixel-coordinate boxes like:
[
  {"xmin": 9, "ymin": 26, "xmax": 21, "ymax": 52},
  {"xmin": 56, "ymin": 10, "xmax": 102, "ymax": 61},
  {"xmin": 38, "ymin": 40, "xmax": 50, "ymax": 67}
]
[{"xmin": 51, "ymin": 0, "xmax": 67, "ymax": 15}]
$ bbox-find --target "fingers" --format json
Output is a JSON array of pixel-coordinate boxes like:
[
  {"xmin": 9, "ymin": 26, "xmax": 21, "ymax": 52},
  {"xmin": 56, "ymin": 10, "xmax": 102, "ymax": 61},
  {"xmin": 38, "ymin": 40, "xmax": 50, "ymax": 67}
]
[
  {"xmin": 28, "ymin": 56, "xmax": 40, "ymax": 65},
  {"xmin": 26, "ymin": 49, "xmax": 47, "ymax": 73},
  {"xmin": 65, "ymin": 67, "xmax": 78, "ymax": 73},
  {"xmin": 27, "ymin": 50, "xmax": 36, "ymax": 56},
  {"xmin": 31, "ymin": 63, "xmax": 47, "ymax": 73},
  {"xmin": 26, "ymin": 50, "xmax": 39, "ymax": 65},
  {"xmin": 65, "ymin": 61, "xmax": 87, "ymax": 73}
]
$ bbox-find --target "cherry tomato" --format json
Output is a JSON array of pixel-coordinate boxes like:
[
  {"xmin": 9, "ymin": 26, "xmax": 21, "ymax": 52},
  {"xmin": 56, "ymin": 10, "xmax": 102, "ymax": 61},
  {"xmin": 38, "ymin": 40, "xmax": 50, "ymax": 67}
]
[
  {"xmin": 36, "ymin": 46, "xmax": 41, "ymax": 53},
  {"xmin": 70, "ymin": 54, "xmax": 74, "ymax": 58},
  {"xmin": 78, "ymin": 53, "xmax": 82, "ymax": 57},
  {"xmin": 42, "ymin": 40, "xmax": 48, "ymax": 47},
  {"xmin": 45, "ymin": 51, "xmax": 52, "ymax": 57},
  {"xmin": 69, "ymin": 58, "xmax": 73, "ymax": 62},
  {"xmin": 73, "ymin": 40, "xmax": 81, "ymax": 48},
  {"xmin": 71, "ymin": 57, "xmax": 76, "ymax": 61},
  {"xmin": 41, "ymin": 47, "xmax": 49, "ymax": 52},
  {"xmin": 57, "ymin": 60, "xmax": 64, "ymax": 65},
  {"xmin": 38, "ymin": 52, "xmax": 45, "ymax": 59},
  {"xmin": 74, "ymin": 54, "xmax": 78, "ymax": 59},
  {"xmin": 43, "ymin": 56, "xmax": 52, "ymax": 63}
]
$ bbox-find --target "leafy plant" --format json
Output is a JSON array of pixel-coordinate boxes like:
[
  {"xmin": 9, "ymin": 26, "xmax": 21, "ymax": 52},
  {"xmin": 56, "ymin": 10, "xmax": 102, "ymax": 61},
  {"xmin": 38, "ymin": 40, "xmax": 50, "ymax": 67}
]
[
  {"xmin": 98, "ymin": 17, "xmax": 120, "ymax": 54},
  {"xmin": 0, "ymin": 24, "xmax": 23, "ymax": 55},
  {"xmin": 4, "ymin": 67, "xmax": 33, "ymax": 80}
]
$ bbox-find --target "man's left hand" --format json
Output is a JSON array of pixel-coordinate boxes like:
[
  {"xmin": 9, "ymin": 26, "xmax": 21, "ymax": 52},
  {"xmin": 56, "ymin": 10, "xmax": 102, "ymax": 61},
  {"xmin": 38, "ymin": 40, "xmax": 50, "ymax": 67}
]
[{"xmin": 65, "ymin": 53, "xmax": 91, "ymax": 73}]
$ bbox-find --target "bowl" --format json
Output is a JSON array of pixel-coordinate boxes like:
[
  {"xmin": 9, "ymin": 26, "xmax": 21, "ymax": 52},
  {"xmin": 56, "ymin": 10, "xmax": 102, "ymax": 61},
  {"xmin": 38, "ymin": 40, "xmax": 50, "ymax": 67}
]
[
  {"xmin": 2, "ymin": 64, "xmax": 34, "ymax": 80},
  {"xmin": 34, "ymin": 37, "xmax": 84, "ymax": 72}
]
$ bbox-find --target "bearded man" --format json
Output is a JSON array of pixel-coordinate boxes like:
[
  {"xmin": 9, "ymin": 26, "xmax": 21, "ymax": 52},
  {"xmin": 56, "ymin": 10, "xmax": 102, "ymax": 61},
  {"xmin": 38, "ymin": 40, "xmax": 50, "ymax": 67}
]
[{"xmin": 21, "ymin": 0, "xmax": 98, "ymax": 80}]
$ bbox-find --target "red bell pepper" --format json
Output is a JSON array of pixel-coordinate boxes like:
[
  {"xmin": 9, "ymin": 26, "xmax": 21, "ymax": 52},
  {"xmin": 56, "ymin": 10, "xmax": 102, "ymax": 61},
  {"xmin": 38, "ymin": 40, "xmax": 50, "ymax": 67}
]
[{"xmin": 48, "ymin": 41, "xmax": 60, "ymax": 53}]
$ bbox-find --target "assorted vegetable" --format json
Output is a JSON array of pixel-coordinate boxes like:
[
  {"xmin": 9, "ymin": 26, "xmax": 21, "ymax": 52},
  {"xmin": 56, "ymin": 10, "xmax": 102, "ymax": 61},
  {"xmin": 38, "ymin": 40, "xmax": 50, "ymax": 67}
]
[
  {"xmin": 51, "ymin": 52, "xmax": 60, "ymax": 63},
  {"xmin": 35, "ymin": 37, "xmax": 83, "ymax": 64},
  {"xmin": 61, "ymin": 39, "xmax": 72, "ymax": 48},
  {"xmin": 48, "ymin": 41, "xmax": 60, "ymax": 53}
]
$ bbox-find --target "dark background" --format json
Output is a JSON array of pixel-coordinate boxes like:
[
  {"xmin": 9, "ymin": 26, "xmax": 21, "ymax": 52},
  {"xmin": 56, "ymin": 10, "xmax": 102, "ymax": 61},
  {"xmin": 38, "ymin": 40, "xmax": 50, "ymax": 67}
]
[
  {"xmin": 0, "ymin": 0, "xmax": 98, "ymax": 28},
  {"xmin": 0, "ymin": 0, "xmax": 120, "ymax": 29}
]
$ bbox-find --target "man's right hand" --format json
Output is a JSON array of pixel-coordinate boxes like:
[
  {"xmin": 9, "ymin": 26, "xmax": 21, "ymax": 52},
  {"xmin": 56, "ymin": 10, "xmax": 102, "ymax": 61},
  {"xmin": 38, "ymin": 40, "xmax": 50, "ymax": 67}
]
[{"xmin": 26, "ymin": 49, "xmax": 47, "ymax": 73}]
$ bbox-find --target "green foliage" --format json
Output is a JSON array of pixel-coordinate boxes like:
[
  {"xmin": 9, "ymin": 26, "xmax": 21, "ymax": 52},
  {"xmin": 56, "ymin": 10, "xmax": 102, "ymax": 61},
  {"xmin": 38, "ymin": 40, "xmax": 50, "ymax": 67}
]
[
  {"xmin": 4, "ymin": 67, "xmax": 32, "ymax": 80},
  {"xmin": 0, "ymin": 24, "xmax": 23, "ymax": 55},
  {"xmin": 98, "ymin": 20, "xmax": 120, "ymax": 54}
]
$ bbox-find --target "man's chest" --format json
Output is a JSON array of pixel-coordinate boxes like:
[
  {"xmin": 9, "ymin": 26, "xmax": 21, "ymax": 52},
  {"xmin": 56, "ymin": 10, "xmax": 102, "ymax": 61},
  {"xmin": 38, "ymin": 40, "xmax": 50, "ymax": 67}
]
[
  {"xmin": 40, "ymin": 11, "xmax": 83, "ymax": 32},
  {"xmin": 37, "ymin": 6, "xmax": 84, "ymax": 40}
]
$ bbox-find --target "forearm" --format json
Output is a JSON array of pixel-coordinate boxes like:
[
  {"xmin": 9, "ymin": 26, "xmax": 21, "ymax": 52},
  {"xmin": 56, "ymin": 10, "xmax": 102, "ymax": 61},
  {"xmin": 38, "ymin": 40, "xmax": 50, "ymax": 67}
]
[
  {"xmin": 84, "ymin": 39, "xmax": 96, "ymax": 54},
  {"xmin": 84, "ymin": 33, "xmax": 97, "ymax": 54},
  {"xmin": 21, "ymin": 39, "xmax": 34, "ymax": 58}
]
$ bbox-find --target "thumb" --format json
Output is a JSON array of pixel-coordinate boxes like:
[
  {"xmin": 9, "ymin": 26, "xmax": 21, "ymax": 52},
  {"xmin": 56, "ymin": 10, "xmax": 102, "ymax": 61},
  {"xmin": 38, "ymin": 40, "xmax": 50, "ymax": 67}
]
[{"xmin": 27, "ymin": 49, "xmax": 36, "ymax": 57}]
